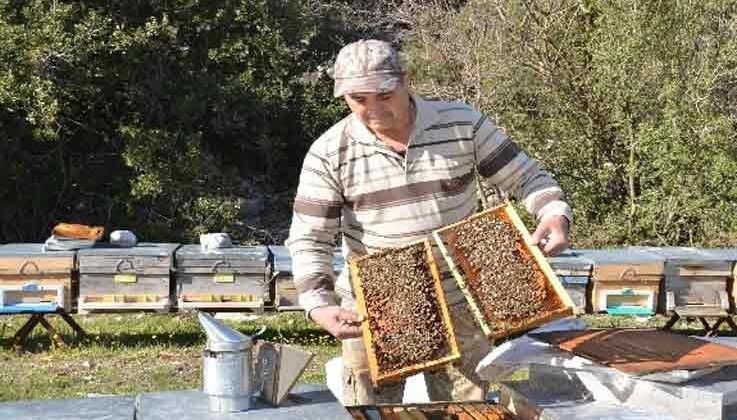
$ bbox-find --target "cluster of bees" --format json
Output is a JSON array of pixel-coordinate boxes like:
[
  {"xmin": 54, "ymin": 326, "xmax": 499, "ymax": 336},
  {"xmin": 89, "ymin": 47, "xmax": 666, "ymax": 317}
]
[
  {"xmin": 355, "ymin": 242, "xmax": 449, "ymax": 372},
  {"xmin": 447, "ymin": 215, "xmax": 549, "ymax": 326}
]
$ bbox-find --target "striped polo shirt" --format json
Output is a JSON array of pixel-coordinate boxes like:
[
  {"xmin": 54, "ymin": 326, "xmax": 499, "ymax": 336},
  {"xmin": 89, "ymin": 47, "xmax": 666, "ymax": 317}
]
[{"xmin": 286, "ymin": 95, "xmax": 572, "ymax": 315}]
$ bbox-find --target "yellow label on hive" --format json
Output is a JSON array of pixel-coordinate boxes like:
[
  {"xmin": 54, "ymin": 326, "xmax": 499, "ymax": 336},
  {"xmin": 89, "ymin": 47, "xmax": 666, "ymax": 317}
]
[
  {"xmin": 214, "ymin": 273, "xmax": 235, "ymax": 283},
  {"xmin": 114, "ymin": 274, "xmax": 138, "ymax": 283}
]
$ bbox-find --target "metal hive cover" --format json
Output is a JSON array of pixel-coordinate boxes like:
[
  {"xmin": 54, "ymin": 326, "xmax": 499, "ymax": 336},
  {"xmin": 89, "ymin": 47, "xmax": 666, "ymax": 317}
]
[
  {"xmin": 529, "ymin": 329, "xmax": 737, "ymax": 376},
  {"xmin": 175, "ymin": 244, "xmax": 268, "ymax": 262},
  {"xmin": 77, "ymin": 243, "xmax": 180, "ymax": 257},
  {"xmin": 634, "ymin": 246, "xmax": 731, "ymax": 264},
  {"xmin": 547, "ymin": 249, "xmax": 594, "ymax": 271},
  {"xmin": 0, "ymin": 243, "xmax": 74, "ymax": 258},
  {"xmin": 575, "ymin": 248, "xmax": 665, "ymax": 276}
]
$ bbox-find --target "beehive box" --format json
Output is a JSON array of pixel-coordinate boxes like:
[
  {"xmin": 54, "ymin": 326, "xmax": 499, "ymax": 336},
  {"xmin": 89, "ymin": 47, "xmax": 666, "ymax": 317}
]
[
  {"xmin": 349, "ymin": 239, "xmax": 461, "ymax": 387},
  {"xmin": 270, "ymin": 245, "xmax": 344, "ymax": 311},
  {"xmin": 703, "ymin": 248, "xmax": 737, "ymax": 312},
  {"xmin": 547, "ymin": 250, "xmax": 594, "ymax": 314},
  {"xmin": 433, "ymin": 203, "xmax": 575, "ymax": 340},
  {"xmin": 0, "ymin": 244, "xmax": 75, "ymax": 312},
  {"xmin": 576, "ymin": 248, "xmax": 665, "ymax": 315},
  {"xmin": 175, "ymin": 245, "xmax": 272, "ymax": 311},
  {"xmin": 636, "ymin": 247, "xmax": 732, "ymax": 313},
  {"xmin": 346, "ymin": 402, "xmax": 515, "ymax": 419},
  {"xmin": 77, "ymin": 243, "xmax": 179, "ymax": 313}
]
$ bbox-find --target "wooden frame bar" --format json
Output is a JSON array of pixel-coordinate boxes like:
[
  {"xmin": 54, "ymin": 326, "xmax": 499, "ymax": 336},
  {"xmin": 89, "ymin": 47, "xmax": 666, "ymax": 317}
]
[
  {"xmin": 349, "ymin": 238, "xmax": 461, "ymax": 387},
  {"xmin": 432, "ymin": 201, "xmax": 575, "ymax": 340}
]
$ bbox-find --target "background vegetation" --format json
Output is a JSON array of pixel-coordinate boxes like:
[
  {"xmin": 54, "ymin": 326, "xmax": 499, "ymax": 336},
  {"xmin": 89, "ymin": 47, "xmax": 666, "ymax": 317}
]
[{"xmin": 1, "ymin": 0, "xmax": 736, "ymax": 247}]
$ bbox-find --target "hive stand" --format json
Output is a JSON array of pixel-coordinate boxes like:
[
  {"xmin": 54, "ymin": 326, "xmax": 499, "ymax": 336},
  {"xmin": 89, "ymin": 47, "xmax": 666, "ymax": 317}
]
[
  {"xmin": 8, "ymin": 307, "xmax": 86, "ymax": 352},
  {"xmin": 662, "ymin": 305, "xmax": 737, "ymax": 337}
]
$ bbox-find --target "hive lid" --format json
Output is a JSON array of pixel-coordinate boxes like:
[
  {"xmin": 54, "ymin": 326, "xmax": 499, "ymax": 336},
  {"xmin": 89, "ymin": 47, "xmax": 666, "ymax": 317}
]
[
  {"xmin": 176, "ymin": 244, "xmax": 268, "ymax": 264},
  {"xmin": 576, "ymin": 248, "xmax": 665, "ymax": 278},
  {"xmin": 547, "ymin": 250, "xmax": 594, "ymax": 272},
  {"xmin": 0, "ymin": 243, "xmax": 75, "ymax": 258},
  {"xmin": 699, "ymin": 248, "xmax": 737, "ymax": 263},
  {"xmin": 198, "ymin": 312, "xmax": 253, "ymax": 352},
  {"xmin": 634, "ymin": 246, "xmax": 730, "ymax": 264},
  {"xmin": 77, "ymin": 243, "xmax": 180, "ymax": 257}
]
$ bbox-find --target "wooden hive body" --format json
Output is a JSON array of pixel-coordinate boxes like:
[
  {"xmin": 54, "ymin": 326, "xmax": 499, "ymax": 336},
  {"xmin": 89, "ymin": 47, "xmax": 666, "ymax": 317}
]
[
  {"xmin": 350, "ymin": 238, "xmax": 461, "ymax": 387},
  {"xmin": 0, "ymin": 244, "xmax": 75, "ymax": 312},
  {"xmin": 433, "ymin": 202, "xmax": 575, "ymax": 340},
  {"xmin": 636, "ymin": 247, "xmax": 733, "ymax": 312},
  {"xmin": 77, "ymin": 243, "xmax": 179, "ymax": 313},
  {"xmin": 175, "ymin": 245, "xmax": 272, "ymax": 311},
  {"xmin": 576, "ymin": 248, "xmax": 665, "ymax": 315}
]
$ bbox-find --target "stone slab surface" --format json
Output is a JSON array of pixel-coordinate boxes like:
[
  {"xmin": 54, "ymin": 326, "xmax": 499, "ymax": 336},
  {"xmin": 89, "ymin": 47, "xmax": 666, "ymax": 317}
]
[
  {"xmin": 501, "ymin": 380, "xmax": 678, "ymax": 420},
  {"xmin": 0, "ymin": 395, "xmax": 135, "ymax": 420},
  {"xmin": 135, "ymin": 384, "xmax": 353, "ymax": 420}
]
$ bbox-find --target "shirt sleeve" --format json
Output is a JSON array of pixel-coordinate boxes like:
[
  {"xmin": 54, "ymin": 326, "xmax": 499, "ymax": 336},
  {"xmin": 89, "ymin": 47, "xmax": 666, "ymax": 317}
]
[
  {"xmin": 473, "ymin": 113, "xmax": 572, "ymax": 223},
  {"xmin": 285, "ymin": 141, "xmax": 343, "ymax": 317}
]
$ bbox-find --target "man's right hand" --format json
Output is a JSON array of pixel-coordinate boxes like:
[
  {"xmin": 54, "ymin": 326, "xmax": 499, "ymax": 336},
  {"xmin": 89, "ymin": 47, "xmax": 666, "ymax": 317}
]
[{"xmin": 309, "ymin": 305, "xmax": 364, "ymax": 340}]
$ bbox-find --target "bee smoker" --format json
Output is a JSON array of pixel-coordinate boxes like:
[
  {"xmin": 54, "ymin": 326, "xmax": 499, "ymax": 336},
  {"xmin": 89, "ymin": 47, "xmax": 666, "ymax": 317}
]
[{"xmin": 198, "ymin": 312, "xmax": 260, "ymax": 413}]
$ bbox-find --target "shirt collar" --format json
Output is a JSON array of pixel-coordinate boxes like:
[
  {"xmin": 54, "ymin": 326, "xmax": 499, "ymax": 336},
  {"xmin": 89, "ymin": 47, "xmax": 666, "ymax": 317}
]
[{"xmin": 345, "ymin": 94, "xmax": 443, "ymax": 146}]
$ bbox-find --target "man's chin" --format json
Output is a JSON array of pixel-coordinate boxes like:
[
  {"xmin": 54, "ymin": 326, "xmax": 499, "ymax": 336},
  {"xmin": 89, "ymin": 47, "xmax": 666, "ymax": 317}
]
[{"xmin": 368, "ymin": 121, "xmax": 394, "ymax": 131}]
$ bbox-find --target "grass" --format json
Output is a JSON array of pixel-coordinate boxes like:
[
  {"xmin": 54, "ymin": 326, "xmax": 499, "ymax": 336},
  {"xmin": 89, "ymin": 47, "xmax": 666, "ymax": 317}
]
[
  {"xmin": 0, "ymin": 311, "xmax": 733, "ymax": 402},
  {"xmin": 0, "ymin": 311, "xmax": 340, "ymax": 402}
]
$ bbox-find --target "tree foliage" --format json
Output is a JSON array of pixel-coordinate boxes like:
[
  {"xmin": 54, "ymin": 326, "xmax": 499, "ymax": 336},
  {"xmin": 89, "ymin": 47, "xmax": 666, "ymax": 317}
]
[
  {"xmin": 402, "ymin": 0, "xmax": 737, "ymax": 247},
  {"xmin": 0, "ymin": 0, "xmax": 346, "ymax": 243}
]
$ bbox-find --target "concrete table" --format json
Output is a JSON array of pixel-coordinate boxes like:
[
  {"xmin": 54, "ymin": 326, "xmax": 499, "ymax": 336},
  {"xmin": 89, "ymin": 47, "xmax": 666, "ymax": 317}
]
[
  {"xmin": 0, "ymin": 395, "xmax": 135, "ymax": 420},
  {"xmin": 135, "ymin": 384, "xmax": 353, "ymax": 420}
]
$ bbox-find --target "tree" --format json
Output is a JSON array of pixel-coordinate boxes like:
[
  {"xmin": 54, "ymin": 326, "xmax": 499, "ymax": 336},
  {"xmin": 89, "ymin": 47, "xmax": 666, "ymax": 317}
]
[{"xmin": 401, "ymin": 0, "xmax": 737, "ymax": 246}]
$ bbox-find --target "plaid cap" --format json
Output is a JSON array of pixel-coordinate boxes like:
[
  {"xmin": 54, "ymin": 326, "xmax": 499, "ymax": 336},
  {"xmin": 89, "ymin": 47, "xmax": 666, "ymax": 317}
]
[{"xmin": 331, "ymin": 39, "xmax": 406, "ymax": 97}]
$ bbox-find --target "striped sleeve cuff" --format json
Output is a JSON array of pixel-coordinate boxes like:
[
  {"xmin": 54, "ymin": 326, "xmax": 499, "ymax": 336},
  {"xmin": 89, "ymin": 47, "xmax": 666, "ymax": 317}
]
[
  {"xmin": 536, "ymin": 199, "xmax": 573, "ymax": 224},
  {"xmin": 300, "ymin": 290, "xmax": 339, "ymax": 320}
]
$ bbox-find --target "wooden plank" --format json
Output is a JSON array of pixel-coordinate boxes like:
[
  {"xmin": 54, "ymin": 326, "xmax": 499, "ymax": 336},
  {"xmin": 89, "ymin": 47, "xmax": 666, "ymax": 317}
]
[
  {"xmin": 0, "ymin": 257, "xmax": 74, "ymax": 274},
  {"xmin": 176, "ymin": 273, "xmax": 270, "ymax": 297},
  {"xmin": 78, "ymin": 294, "xmax": 170, "ymax": 312},
  {"xmin": 674, "ymin": 305, "xmax": 729, "ymax": 317},
  {"xmin": 177, "ymin": 299, "xmax": 264, "ymax": 310},
  {"xmin": 349, "ymin": 252, "xmax": 381, "ymax": 388},
  {"xmin": 79, "ymin": 274, "xmax": 169, "ymax": 296}
]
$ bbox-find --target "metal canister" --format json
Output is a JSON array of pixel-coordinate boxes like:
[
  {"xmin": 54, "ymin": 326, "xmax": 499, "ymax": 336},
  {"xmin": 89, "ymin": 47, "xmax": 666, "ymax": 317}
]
[{"xmin": 198, "ymin": 312, "xmax": 254, "ymax": 412}]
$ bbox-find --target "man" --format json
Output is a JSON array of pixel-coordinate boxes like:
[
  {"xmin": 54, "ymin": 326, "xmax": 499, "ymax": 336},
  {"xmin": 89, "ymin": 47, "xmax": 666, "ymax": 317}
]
[{"xmin": 286, "ymin": 39, "xmax": 571, "ymax": 405}]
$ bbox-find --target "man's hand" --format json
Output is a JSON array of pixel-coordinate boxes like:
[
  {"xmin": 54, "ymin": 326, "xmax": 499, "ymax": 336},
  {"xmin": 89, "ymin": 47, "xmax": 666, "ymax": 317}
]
[
  {"xmin": 530, "ymin": 215, "xmax": 570, "ymax": 257},
  {"xmin": 309, "ymin": 305, "xmax": 364, "ymax": 340}
]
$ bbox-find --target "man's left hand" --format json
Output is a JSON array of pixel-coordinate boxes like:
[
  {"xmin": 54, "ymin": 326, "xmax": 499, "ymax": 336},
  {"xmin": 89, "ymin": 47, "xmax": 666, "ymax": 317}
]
[{"xmin": 530, "ymin": 215, "xmax": 569, "ymax": 257}]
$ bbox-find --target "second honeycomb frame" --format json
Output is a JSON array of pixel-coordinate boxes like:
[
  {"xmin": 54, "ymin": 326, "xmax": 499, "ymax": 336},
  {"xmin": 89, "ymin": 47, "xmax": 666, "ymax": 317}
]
[{"xmin": 433, "ymin": 201, "xmax": 575, "ymax": 340}]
